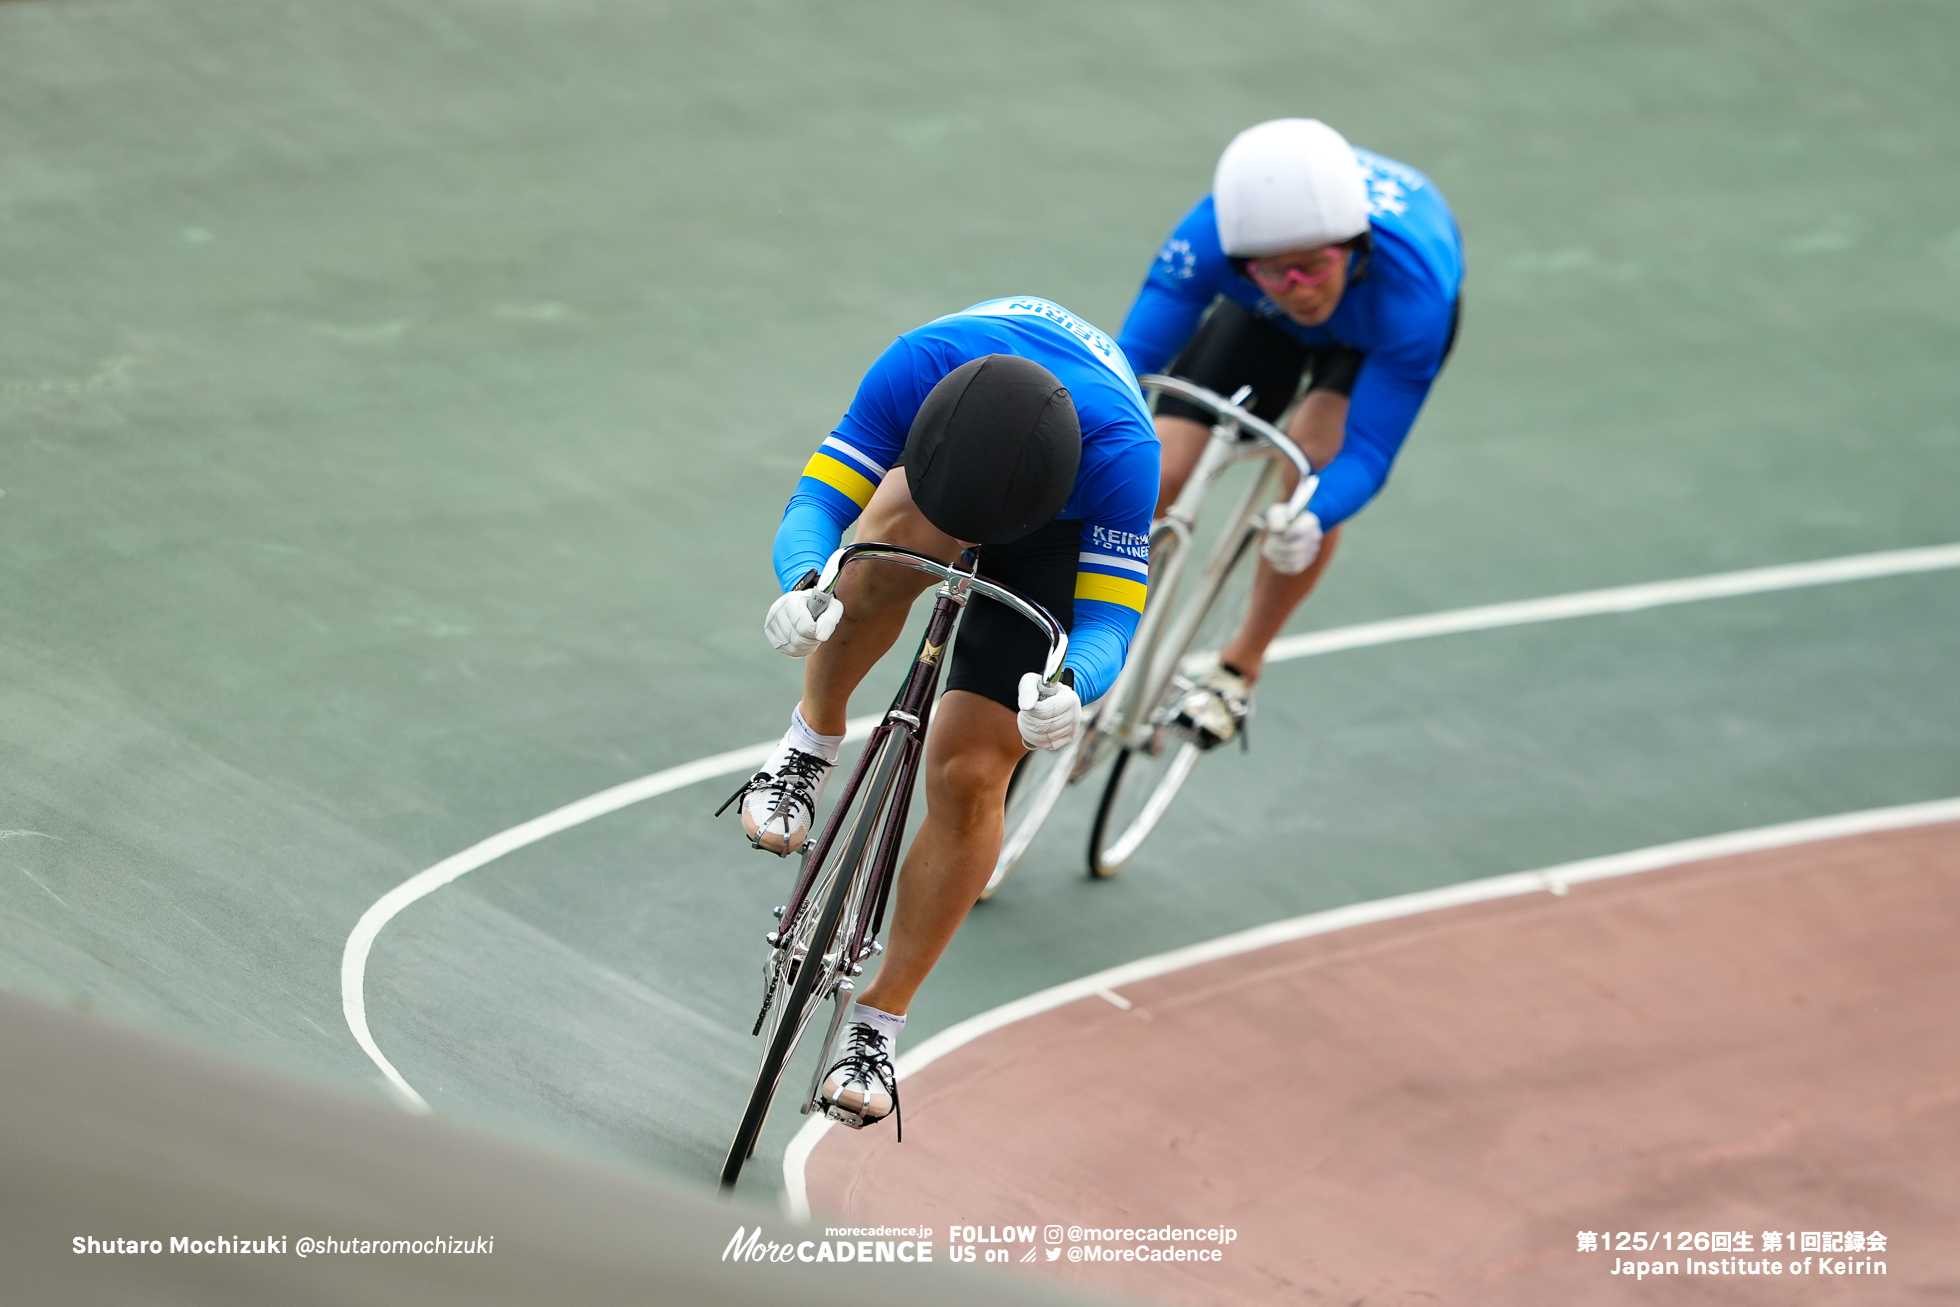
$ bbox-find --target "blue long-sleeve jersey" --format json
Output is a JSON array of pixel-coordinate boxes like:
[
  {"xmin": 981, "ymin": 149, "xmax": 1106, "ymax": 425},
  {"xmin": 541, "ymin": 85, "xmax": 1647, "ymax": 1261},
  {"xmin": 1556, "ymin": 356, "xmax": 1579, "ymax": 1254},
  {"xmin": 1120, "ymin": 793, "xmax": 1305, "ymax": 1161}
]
[
  {"xmin": 1117, "ymin": 148, "xmax": 1464, "ymax": 528},
  {"xmin": 773, "ymin": 298, "xmax": 1160, "ymax": 704}
]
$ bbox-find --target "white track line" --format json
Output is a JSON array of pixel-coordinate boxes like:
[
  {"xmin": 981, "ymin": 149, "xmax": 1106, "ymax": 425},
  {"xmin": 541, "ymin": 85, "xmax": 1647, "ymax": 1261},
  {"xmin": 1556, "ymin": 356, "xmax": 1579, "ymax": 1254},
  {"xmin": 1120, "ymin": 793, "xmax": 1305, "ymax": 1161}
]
[
  {"xmin": 341, "ymin": 541, "xmax": 1960, "ymax": 1110},
  {"xmin": 1265, "ymin": 541, "xmax": 1960, "ymax": 663},
  {"xmin": 782, "ymin": 795, "xmax": 1960, "ymax": 1218}
]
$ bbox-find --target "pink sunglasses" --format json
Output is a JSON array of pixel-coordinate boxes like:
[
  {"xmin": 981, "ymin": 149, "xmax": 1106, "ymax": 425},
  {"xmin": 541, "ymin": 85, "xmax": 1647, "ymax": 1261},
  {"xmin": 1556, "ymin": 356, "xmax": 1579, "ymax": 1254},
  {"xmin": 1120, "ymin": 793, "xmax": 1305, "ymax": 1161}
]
[{"xmin": 1246, "ymin": 249, "xmax": 1346, "ymax": 292}]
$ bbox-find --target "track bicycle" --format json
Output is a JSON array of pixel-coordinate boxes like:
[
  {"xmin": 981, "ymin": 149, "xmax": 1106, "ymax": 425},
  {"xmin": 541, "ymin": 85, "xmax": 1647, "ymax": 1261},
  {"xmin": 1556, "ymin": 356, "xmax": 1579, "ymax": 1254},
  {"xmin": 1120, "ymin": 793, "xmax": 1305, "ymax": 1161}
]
[
  {"xmin": 984, "ymin": 375, "xmax": 1318, "ymax": 897},
  {"xmin": 718, "ymin": 543, "xmax": 1068, "ymax": 1190}
]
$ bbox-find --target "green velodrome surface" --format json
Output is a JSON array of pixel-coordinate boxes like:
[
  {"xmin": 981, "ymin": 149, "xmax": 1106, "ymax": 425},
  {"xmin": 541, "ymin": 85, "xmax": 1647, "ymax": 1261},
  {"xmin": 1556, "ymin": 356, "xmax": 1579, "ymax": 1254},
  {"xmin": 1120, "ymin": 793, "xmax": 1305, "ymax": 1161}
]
[{"xmin": 3, "ymin": 0, "xmax": 1956, "ymax": 1203}]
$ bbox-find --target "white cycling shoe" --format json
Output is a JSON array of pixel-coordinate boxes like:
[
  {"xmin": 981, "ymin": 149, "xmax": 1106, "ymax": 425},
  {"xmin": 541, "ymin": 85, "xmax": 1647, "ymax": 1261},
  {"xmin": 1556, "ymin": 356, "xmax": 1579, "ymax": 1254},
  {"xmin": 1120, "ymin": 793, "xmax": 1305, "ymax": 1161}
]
[
  {"xmin": 719, "ymin": 737, "xmax": 833, "ymax": 856},
  {"xmin": 1172, "ymin": 660, "xmax": 1252, "ymax": 749},
  {"xmin": 818, "ymin": 1022, "xmax": 900, "ymax": 1135}
]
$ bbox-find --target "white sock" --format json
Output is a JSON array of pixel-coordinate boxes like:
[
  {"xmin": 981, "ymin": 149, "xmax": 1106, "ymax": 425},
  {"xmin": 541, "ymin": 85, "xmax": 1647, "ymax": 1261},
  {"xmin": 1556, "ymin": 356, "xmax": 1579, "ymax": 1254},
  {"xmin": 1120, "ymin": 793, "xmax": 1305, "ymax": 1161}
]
[
  {"xmin": 849, "ymin": 1001, "xmax": 906, "ymax": 1051},
  {"xmin": 787, "ymin": 705, "xmax": 844, "ymax": 764}
]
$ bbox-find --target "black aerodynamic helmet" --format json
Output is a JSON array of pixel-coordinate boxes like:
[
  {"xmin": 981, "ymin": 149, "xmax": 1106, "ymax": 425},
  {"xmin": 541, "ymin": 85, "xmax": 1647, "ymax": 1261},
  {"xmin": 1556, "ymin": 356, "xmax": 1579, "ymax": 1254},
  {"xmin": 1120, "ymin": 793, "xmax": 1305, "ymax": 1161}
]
[{"xmin": 900, "ymin": 354, "xmax": 1082, "ymax": 545}]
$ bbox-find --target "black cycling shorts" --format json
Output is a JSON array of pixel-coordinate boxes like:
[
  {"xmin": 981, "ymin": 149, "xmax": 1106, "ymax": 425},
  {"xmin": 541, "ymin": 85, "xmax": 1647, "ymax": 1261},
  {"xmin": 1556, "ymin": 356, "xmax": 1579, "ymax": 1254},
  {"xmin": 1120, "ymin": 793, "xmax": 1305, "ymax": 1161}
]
[
  {"xmin": 1155, "ymin": 295, "xmax": 1463, "ymax": 426},
  {"xmin": 946, "ymin": 517, "xmax": 1078, "ymax": 712},
  {"xmin": 1153, "ymin": 298, "xmax": 1364, "ymax": 427}
]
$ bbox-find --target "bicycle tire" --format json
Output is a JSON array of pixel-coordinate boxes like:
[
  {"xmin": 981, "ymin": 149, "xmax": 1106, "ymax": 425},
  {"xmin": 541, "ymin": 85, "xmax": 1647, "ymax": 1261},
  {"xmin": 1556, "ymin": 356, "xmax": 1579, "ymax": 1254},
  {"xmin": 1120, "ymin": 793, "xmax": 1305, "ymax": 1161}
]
[
  {"xmin": 720, "ymin": 734, "xmax": 904, "ymax": 1189},
  {"xmin": 1087, "ymin": 738, "xmax": 1205, "ymax": 878}
]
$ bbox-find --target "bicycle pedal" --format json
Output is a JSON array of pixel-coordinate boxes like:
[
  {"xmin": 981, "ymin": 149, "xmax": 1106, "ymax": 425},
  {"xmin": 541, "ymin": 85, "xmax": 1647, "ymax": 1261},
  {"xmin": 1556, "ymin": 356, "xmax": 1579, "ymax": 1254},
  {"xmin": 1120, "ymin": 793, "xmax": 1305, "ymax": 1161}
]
[{"xmin": 822, "ymin": 1103, "xmax": 876, "ymax": 1130}]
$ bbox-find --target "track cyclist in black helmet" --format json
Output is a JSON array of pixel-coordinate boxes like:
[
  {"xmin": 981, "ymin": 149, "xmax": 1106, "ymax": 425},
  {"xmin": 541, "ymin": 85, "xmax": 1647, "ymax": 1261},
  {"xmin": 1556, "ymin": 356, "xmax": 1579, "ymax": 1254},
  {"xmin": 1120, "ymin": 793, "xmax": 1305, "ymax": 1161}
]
[
  {"xmin": 1118, "ymin": 119, "xmax": 1464, "ymax": 745},
  {"xmin": 726, "ymin": 297, "xmax": 1159, "ymax": 1131}
]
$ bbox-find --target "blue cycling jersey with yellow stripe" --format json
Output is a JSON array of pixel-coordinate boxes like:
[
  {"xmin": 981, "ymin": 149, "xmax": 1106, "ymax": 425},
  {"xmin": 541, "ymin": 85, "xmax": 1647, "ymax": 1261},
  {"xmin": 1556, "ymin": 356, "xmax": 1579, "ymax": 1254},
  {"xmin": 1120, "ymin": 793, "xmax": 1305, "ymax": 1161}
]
[{"xmin": 774, "ymin": 298, "xmax": 1160, "ymax": 704}]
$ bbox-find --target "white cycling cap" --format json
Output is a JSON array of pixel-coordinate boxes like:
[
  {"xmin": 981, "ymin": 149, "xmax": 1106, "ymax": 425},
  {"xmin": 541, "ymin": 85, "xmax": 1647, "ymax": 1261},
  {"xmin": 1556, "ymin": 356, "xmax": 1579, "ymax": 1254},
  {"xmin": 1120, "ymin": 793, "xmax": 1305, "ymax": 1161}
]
[{"xmin": 1212, "ymin": 118, "xmax": 1370, "ymax": 258}]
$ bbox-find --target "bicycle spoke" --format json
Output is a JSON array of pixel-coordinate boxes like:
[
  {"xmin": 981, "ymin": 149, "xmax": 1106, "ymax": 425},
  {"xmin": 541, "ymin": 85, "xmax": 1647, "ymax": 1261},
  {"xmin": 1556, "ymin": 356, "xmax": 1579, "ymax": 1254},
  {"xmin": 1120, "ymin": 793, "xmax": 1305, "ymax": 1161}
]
[{"xmin": 1089, "ymin": 738, "xmax": 1205, "ymax": 877}]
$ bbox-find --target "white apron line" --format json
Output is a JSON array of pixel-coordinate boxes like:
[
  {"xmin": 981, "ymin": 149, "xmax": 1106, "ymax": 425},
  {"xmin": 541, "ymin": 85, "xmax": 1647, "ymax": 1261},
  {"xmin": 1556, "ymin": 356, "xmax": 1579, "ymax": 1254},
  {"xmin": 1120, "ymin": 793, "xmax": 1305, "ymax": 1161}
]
[
  {"xmin": 782, "ymin": 795, "xmax": 1960, "ymax": 1219},
  {"xmin": 338, "ymin": 736, "xmax": 883, "ymax": 1108},
  {"xmin": 339, "ymin": 541, "xmax": 1960, "ymax": 1111}
]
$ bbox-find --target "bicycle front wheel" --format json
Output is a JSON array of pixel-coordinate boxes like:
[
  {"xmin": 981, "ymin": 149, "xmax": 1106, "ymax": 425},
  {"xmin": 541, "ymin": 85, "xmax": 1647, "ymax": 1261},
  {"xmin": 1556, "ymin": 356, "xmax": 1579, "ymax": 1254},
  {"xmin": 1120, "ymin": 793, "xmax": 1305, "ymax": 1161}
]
[
  {"xmin": 1087, "ymin": 733, "xmax": 1205, "ymax": 879},
  {"xmin": 1084, "ymin": 488, "xmax": 1267, "ymax": 880}
]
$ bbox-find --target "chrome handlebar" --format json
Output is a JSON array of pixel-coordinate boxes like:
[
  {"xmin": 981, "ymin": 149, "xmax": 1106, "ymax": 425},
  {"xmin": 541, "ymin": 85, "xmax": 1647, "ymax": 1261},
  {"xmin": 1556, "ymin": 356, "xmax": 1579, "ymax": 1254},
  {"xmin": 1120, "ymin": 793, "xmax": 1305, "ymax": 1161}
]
[
  {"xmin": 1139, "ymin": 374, "xmax": 1320, "ymax": 520},
  {"xmin": 815, "ymin": 543, "xmax": 1070, "ymax": 685}
]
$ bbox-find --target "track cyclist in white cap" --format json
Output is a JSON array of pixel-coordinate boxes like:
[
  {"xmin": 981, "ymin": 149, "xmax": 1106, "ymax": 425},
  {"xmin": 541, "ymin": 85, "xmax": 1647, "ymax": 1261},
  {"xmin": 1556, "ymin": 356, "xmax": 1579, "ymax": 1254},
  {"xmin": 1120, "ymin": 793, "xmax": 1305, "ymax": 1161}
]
[{"xmin": 1117, "ymin": 119, "xmax": 1465, "ymax": 745}]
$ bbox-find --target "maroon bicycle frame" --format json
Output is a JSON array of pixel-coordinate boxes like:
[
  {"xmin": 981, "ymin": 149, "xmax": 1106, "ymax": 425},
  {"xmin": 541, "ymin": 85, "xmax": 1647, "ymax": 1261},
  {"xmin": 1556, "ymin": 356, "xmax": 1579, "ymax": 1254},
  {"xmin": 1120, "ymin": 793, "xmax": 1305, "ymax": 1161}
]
[{"xmin": 768, "ymin": 555, "xmax": 969, "ymax": 965}]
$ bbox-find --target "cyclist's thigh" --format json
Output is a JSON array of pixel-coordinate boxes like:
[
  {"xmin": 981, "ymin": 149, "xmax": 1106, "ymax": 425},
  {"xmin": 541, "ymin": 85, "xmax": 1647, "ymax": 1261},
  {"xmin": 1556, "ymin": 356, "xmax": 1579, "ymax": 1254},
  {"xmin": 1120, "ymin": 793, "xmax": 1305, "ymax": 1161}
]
[
  {"xmin": 946, "ymin": 518, "xmax": 1079, "ymax": 712},
  {"xmin": 922, "ymin": 688, "xmax": 1023, "ymax": 797},
  {"xmin": 1154, "ymin": 298, "xmax": 1311, "ymax": 426}
]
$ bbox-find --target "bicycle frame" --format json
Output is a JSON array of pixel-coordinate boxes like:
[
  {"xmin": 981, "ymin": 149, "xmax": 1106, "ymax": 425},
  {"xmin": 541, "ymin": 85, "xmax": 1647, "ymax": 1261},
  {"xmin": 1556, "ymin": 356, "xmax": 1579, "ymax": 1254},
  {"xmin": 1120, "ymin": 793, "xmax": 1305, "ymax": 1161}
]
[
  {"xmin": 770, "ymin": 545, "xmax": 1067, "ymax": 937},
  {"xmin": 1094, "ymin": 376, "xmax": 1318, "ymax": 750}
]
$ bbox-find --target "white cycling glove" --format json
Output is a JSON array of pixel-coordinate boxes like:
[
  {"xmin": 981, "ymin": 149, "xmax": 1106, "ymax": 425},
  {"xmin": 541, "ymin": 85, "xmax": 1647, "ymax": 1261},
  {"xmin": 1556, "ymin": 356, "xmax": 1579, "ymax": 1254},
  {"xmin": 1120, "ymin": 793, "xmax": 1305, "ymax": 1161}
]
[
  {"xmin": 764, "ymin": 586, "xmax": 844, "ymax": 658},
  {"xmin": 1260, "ymin": 504, "xmax": 1323, "ymax": 575},
  {"xmin": 1016, "ymin": 672, "xmax": 1082, "ymax": 752}
]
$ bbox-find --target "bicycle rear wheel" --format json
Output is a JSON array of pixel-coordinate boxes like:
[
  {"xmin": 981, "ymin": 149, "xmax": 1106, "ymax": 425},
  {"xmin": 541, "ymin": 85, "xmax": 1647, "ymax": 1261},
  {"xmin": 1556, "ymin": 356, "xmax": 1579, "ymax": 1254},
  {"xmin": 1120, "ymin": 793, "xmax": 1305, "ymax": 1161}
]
[
  {"xmin": 1088, "ymin": 733, "xmax": 1205, "ymax": 878},
  {"xmin": 720, "ymin": 733, "xmax": 902, "ymax": 1189}
]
